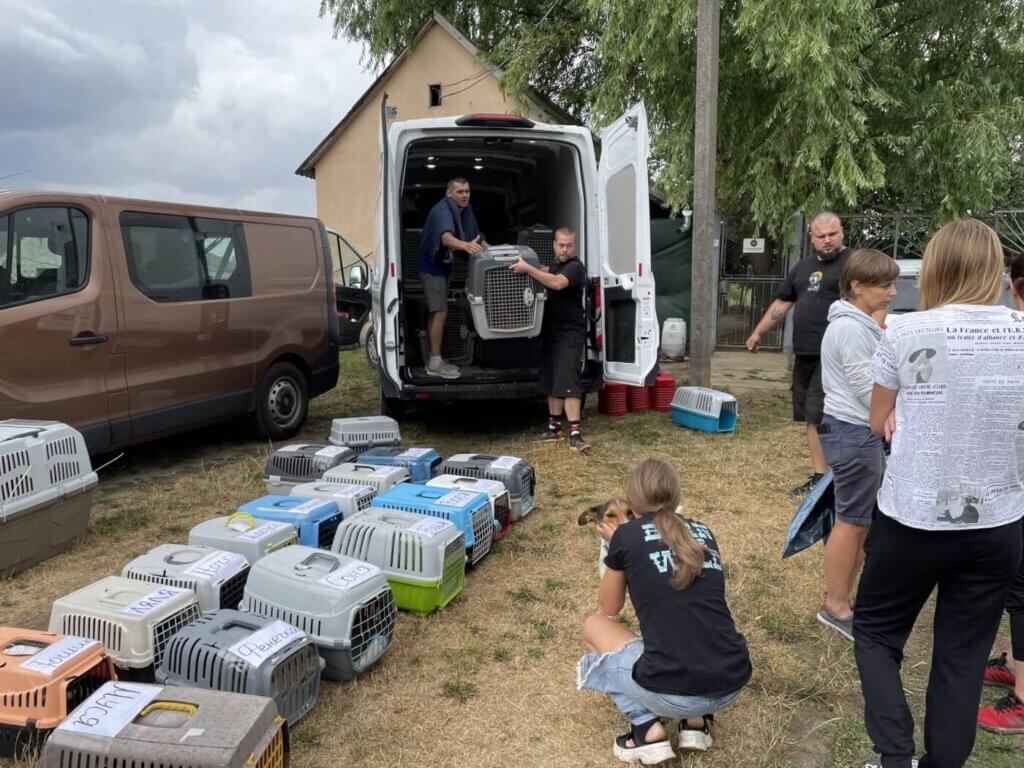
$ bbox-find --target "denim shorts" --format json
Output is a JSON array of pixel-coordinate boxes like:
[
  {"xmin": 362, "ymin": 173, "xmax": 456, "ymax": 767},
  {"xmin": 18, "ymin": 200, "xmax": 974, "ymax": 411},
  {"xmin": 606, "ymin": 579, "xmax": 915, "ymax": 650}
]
[
  {"xmin": 577, "ymin": 639, "xmax": 743, "ymax": 725},
  {"xmin": 818, "ymin": 414, "xmax": 884, "ymax": 526}
]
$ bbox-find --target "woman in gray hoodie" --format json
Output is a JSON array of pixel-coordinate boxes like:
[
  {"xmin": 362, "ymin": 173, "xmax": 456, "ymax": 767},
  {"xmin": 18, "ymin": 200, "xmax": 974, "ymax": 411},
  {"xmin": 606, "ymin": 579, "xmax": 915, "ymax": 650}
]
[{"xmin": 816, "ymin": 249, "xmax": 899, "ymax": 640}]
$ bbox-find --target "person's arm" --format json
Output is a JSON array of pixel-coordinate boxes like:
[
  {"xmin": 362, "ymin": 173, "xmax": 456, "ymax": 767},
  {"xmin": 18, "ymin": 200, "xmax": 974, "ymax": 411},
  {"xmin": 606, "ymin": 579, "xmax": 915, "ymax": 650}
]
[
  {"xmin": 745, "ymin": 298, "xmax": 794, "ymax": 351},
  {"xmin": 510, "ymin": 257, "xmax": 575, "ymax": 290},
  {"xmin": 869, "ymin": 385, "xmax": 897, "ymax": 438},
  {"xmin": 840, "ymin": 324, "xmax": 878, "ymax": 411},
  {"xmin": 441, "ymin": 231, "xmax": 482, "ymax": 254},
  {"xmin": 598, "ymin": 567, "xmax": 627, "ymax": 616},
  {"xmin": 869, "ymin": 330, "xmax": 900, "ymax": 439}
]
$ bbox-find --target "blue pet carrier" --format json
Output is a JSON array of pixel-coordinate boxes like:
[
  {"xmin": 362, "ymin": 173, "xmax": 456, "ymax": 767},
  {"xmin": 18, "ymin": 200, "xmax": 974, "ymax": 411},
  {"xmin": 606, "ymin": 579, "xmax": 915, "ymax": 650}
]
[
  {"xmin": 236, "ymin": 496, "xmax": 343, "ymax": 550},
  {"xmin": 371, "ymin": 484, "xmax": 494, "ymax": 565},
  {"xmin": 670, "ymin": 386, "xmax": 739, "ymax": 433},
  {"xmin": 356, "ymin": 447, "xmax": 442, "ymax": 483}
]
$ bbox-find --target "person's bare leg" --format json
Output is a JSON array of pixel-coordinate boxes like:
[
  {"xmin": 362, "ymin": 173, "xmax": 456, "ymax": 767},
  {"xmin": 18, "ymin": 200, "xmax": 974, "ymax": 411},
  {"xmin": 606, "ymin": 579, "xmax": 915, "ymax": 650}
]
[
  {"xmin": 428, "ymin": 310, "xmax": 447, "ymax": 358},
  {"xmin": 823, "ymin": 521, "xmax": 869, "ymax": 618},
  {"xmin": 548, "ymin": 396, "xmax": 565, "ymax": 418},
  {"xmin": 564, "ymin": 397, "xmax": 582, "ymax": 422},
  {"xmin": 807, "ymin": 425, "xmax": 828, "ymax": 474},
  {"xmin": 849, "ymin": 540, "xmax": 866, "ymax": 606}
]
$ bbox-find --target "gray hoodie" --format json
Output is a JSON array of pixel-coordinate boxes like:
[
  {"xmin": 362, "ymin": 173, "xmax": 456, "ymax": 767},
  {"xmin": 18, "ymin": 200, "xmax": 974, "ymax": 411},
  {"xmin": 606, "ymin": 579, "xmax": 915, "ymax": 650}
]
[{"xmin": 821, "ymin": 300, "xmax": 884, "ymax": 427}]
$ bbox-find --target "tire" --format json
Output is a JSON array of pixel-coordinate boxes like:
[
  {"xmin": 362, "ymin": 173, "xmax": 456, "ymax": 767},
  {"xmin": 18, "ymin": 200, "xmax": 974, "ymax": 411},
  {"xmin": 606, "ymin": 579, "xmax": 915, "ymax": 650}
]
[
  {"xmin": 364, "ymin": 326, "xmax": 380, "ymax": 368},
  {"xmin": 254, "ymin": 362, "xmax": 308, "ymax": 439}
]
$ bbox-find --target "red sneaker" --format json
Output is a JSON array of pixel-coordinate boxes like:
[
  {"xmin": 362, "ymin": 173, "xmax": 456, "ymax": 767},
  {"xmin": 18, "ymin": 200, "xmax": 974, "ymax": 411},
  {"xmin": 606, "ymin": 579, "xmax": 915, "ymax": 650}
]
[
  {"xmin": 978, "ymin": 693, "xmax": 1024, "ymax": 734},
  {"xmin": 984, "ymin": 653, "xmax": 1017, "ymax": 690}
]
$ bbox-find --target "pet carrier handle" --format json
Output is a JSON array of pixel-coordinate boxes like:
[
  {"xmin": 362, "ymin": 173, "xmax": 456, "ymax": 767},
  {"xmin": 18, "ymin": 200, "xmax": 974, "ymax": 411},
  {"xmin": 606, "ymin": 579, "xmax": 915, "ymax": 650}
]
[
  {"xmin": 138, "ymin": 701, "xmax": 197, "ymax": 717},
  {"xmin": 472, "ymin": 454, "xmax": 496, "ymax": 460},
  {"xmin": 295, "ymin": 552, "xmax": 339, "ymax": 573},
  {"xmin": 164, "ymin": 549, "xmax": 205, "ymax": 566},
  {"xmin": 226, "ymin": 512, "xmax": 257, "ymax": 530}
]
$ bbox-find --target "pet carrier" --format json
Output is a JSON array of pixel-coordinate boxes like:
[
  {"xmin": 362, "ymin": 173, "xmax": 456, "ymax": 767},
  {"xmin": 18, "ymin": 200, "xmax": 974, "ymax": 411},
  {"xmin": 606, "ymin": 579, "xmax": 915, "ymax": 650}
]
[
  {"xmin": 417, "ymin": 300, "xmax": 476, "ymax": 366},
  {"xmin": 49, "ymin": 577, "xmax": 202, "ymax": 679},
  {"xmin": 121, "ymin": 544, "xmax": 251, "ymax": 613},
  {"xmin": 439, "ymin": 453, "xmax": 536, "ymax": 522},
  {"xmin": 237, "ymin": 495, "xmax": 344, "ymax": 550},
  {"xmin": 322, "ymin": 462, "xmax": 411, "ymax": 494},
  {"xmin": 156, "ymin": 609, "xmax": 322, "ymax": 726},
  {"xmin": 371, "ymin": 484, "xmax": 494, "ymax": 565},
  {"xmin": 356, "ymin": 447, "xmax": 442, "ymax": 483},
  {"xmin": 239, "ymin": 546, "xmax": 396, "ymax": 682},
  {"xmin": 289, "ymin": 481, "xmax": 375, "ymax": 517},
  {"xmin": 670, "ymin": 387, "xmax": 739, "ymax": 433},
  {"xmin": 328, "ymin": 415, "xmax": 401, "ymax": 449},
  {"xmin": 466, "ymin": 245, "xmax": 547, "ymax": 340},
  {"xmin": 427, "ymin": 475, "xmax": 512, "ymax": 541},
  {"xmin": 188, "ymin": 514, "xmax": 297, "ymax": 564},
  {"xmin": 517, "ymin": 225, "xmax": 556, "ymax": 267},
  {"xmin": 263, "ymin": 443, "xmax": 357, "ymax": 494},
  {"xmin": 0, "ymin": 420, "xmax": 97, "ymax": 576},
  {"xmin": 0, "ymin": 628, "xmax": 116, "ymax": 758},
  {"xmin": 330, "ymin": 509, "xmax": 466, "ymax": 616},
  {"xmin": 401, "ymin": 227, "xmax": 423, "ymax": 289},
  {"xmin": 41, "ymin": 682, "xmax": 288, "ymax": 768}
]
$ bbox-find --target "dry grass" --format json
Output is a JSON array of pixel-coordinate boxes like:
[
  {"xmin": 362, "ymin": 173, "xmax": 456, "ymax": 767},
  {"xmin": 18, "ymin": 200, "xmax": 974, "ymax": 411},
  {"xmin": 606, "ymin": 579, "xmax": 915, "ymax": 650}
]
[{"xmin": 1, "ymin": 350, "xmax": 1020, "ymax": 767}]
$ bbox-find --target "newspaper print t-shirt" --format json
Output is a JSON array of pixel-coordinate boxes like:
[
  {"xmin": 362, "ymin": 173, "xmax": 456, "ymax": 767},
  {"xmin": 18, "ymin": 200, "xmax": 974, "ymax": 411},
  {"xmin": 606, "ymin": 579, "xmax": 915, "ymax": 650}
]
[{"xmin": 872, "ymin": 304, "xmax": 1024, "ymax": 531}]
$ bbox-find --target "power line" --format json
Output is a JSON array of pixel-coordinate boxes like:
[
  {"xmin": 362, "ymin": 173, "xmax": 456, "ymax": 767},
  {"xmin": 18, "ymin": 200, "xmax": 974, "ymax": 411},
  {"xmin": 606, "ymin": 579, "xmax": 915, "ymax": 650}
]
[{"xmin": 0, "ymin": 169, "xmax": 31, "ymax": 182}]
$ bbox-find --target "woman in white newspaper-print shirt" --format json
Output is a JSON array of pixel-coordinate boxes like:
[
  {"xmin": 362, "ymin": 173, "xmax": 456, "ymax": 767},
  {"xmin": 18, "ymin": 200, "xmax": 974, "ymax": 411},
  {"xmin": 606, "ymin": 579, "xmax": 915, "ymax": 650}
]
[{"xmin": 853, "ymin": 219, "xmax": 1024, "ymax": 768}]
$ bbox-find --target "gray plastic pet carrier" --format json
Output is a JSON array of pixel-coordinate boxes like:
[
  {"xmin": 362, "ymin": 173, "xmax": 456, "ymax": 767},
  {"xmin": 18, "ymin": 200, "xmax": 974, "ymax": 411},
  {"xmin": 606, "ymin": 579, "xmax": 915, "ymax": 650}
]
[
  {"xmin": 0, "ymin": 420, "xmax": 97, "ymax": 576},
  {"xmin": 121, "ymin": 544, "xmax": 250, "ymax": 613},
  {"xmin": 289, "ymin": 481, "xmax": 375, "ymax": 517},
  {"xmin": 156, "ymin": 609, "xmax": 322, "ymax": 726},
  {"xmin": 328, "ymin": 415, "xmax": 401, "ymax": 449},
  {"xmin": 239, "ymin": 546, "xmax": 397, "ymax": 682},
  {"xmin": 188, "ymin": 515, "xmax": 297, "ymax": 565},
  {"xmin": 40, "ymin": 682, "xmax": 288, "ymax": 768},
  {"xmin": 48, "ymin": 577, "xmax": 202, "ymax": 679},
  {"xmin": 322, "ymin": 462, "xmax": 411, "ymax": 495},
  {"xmin": 439, "ymin": 453, "xmax": 536, "ymax": 521},
  {"xmin": 467, "ymin": 245, "xmax": 547, "ymax": 339},
  {"xmin": 517, "ymin": 225, "xmax": 556, "ymax": 267},
  {"xmin": 417, "ymin": 300, "xmax": 475, "ymax": 366},
  {"xmin": 263, "ymin": 443, "xmax": 357, "ymax": 494}
]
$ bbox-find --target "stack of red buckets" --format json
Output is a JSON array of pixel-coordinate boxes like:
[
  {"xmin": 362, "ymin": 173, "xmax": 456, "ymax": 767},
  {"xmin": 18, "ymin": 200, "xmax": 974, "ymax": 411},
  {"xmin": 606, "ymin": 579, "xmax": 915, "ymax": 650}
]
[{"xmin": 599, "ymin": 373, "xmax": 676, "ymax": 415}]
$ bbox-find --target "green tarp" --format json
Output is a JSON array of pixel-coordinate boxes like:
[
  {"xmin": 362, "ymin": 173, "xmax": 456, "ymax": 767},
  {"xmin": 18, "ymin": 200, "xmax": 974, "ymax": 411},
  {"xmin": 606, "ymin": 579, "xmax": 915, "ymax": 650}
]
[{"xmin": 650, "ymin": 218, "xmax": 692, "ymax": 334}]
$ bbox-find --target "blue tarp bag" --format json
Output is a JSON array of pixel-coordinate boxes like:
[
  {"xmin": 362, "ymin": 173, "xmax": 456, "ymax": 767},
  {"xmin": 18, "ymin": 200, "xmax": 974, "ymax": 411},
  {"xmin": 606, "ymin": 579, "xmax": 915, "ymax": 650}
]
[{"xmin": 782, "ymin": 471, "xmax": 835, "ymax": 559}]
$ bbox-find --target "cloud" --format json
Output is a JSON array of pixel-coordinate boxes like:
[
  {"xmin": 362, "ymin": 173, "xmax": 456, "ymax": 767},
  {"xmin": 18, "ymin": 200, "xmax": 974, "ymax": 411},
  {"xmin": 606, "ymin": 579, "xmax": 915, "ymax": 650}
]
[{"xmin": 0, "ymin": 0, "xmax": 373, "ymax": 216}]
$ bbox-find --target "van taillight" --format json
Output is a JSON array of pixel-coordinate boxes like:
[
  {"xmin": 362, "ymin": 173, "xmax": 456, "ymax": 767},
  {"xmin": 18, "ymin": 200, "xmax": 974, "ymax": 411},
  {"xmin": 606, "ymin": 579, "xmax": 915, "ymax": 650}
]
[
  {"xmin": 592, "ymin": 278, "xmax": 603, "ymax": 349},
  {"xmin": 454, "ymin": 114, "xmax": 535, "ymax": 128}
]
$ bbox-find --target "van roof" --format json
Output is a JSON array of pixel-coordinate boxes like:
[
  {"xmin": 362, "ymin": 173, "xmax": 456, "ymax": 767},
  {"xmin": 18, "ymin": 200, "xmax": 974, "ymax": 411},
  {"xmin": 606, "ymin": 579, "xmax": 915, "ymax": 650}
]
[
  {"xmin": 388, "ymin": 113, "xmax": 592, "ymax": 141},
  {"xmin": 0, "ymin": 189, "xmax": 320, "ymax": 224}
]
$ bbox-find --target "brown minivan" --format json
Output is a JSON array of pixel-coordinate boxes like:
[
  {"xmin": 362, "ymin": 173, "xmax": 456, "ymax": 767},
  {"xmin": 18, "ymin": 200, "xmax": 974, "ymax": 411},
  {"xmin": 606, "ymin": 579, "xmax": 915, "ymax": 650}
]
[{"xmin": 0, "ymin": 190, "xmax": 340, "ymax": 454}]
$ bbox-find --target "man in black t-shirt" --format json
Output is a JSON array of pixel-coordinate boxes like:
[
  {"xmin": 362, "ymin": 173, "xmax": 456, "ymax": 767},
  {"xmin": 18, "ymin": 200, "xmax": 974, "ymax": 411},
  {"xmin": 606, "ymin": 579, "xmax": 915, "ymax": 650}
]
[
  {"xmin": 510, "ymin": 227, "xmax": 591, "ymax": 452},
  {"xmin": 745, "ymin": 211, "xmax": 850, "ymax": 496}
]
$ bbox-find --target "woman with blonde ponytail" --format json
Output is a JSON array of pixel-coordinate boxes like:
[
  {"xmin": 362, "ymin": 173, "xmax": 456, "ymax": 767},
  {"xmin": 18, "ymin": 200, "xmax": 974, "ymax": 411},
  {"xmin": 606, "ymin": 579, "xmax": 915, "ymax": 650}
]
[{"xmin": 577, "ymin": 459, "xmax": 751, "ymax": 765}]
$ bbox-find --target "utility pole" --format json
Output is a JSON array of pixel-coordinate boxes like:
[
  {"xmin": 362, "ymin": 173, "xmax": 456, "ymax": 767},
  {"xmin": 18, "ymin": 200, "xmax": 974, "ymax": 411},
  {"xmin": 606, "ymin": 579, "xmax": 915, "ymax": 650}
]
[{"xmin": 689, "ymin": 0, "xmax": 721, "ymax": 387}]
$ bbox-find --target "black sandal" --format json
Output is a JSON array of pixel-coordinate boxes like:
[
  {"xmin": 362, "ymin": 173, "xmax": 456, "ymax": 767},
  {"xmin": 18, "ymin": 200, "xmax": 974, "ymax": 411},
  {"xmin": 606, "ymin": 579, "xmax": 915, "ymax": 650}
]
[{"xmin": 612, "ymin": 719, "xmax": 675, "ymax": 765}]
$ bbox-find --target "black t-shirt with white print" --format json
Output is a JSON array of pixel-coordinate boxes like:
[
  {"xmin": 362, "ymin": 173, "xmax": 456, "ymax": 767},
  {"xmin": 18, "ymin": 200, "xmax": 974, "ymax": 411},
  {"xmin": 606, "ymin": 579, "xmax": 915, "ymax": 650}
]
[
  {"xmin": 605, "ymin": 514, "xmax": 752, "ymax": 697},
  {"xmin": 777, "ymin": 247, "xmax": 850, "ymax": 356}
]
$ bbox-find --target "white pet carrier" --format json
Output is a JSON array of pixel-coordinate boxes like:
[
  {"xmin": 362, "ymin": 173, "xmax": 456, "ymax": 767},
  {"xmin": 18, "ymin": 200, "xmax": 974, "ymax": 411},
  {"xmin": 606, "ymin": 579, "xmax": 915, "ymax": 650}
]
[
  {"xmin": 156, "ymin": 609, "xmax": 323, "ymax": 726},
  {"xmin": 427, "ymin": 474, "xmax": 513, "ymax": 541},
  {"xmin": 239, "ymin": 546, "xmax": 397, "ymax": 682},
  {"xmin": 41, "ymin": 683, "xmax": 288, "ymax": 768},
  {"xmin": 121, "ymin": 544, "xmax": 250, "ymax": 613},
  {"xmin": 263, "ymin": 443, "xmax": 357, "ymax": 494},
  {"xmin": 289, "ymin": 481, "xmax": 375, "ymax": 517},
  {"xmin": 0, "ymin": 420, "xmax": 97, "ymax": 576},
  {"xmin": 466, "ymin": 245, "xmax": 547, "ymax": 340},
  {"xmin": 327, "ymin": 415, "xmax": 401, "ymax": 449},
  {"xmin": 188, "ymin": 514, "xmax": 297, "ymax": 565},
  {"xmin": 670, "ymin": 387, "xmax": 739, "ymax": 433},
  {"xmin": 48, "ymin": 577, "xmax": 202, "ymax": 679},
  {"xmin": 322, "ymin": 462, "xmax": 411, "ymax": 495},
  {"xmin": 439, "ymin": 453, "xmax": 537, "ymax": 521}
]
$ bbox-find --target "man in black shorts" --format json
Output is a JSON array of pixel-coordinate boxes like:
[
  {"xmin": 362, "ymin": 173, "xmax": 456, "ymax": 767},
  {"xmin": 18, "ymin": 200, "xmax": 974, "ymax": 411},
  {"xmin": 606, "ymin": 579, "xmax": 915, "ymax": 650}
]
[
  {"xmin": 510, "ymin": 227, "xmax": 591, "ymax": 452},
  {"xmin": 745, "ymin": 211, "xmax": 850, "ymax": 495}
]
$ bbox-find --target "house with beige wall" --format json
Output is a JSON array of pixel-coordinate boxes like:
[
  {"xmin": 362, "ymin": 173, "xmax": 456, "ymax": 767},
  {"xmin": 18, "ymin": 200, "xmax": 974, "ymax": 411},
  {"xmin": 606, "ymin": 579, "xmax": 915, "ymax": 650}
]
[{"xmin": 295, "ymin": 13, "xmax": 571, "ymax": 260}]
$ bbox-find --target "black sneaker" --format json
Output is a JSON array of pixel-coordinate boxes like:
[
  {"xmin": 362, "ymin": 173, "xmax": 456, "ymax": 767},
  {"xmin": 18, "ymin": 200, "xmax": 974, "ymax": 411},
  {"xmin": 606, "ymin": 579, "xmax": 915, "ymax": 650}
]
[
  {"xmin": 790, "ymin": 472, "xmax": 824, "ymax": 497},
  {"xmin": 537, "ymin": 427, "xmax": 562, "ymax": 443},
  {"xmin": 569, "ymin": 433, "xmax": 591, "ymax": 453}
]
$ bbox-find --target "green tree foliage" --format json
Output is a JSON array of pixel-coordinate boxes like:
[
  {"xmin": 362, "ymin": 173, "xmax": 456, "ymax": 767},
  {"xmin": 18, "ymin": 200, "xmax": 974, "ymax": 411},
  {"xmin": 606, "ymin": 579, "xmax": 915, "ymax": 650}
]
[{"xmin": 321, "ymin": 0, "xmax": 1024, "ymax": 232}]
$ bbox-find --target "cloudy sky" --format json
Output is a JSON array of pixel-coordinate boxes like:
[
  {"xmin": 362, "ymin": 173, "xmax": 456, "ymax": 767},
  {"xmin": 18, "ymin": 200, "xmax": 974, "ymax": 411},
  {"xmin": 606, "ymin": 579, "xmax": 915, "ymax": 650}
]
[{"xmin": 0, "ymin": 0, "xmax": 374, "ymax": 215}]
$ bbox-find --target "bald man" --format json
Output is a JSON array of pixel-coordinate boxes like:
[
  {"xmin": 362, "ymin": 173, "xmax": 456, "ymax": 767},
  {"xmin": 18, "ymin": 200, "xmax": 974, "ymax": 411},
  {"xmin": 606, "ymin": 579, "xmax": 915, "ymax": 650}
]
[{"xmin": 746, "ymin": 211, "xmax": 850, "ymax": 496}]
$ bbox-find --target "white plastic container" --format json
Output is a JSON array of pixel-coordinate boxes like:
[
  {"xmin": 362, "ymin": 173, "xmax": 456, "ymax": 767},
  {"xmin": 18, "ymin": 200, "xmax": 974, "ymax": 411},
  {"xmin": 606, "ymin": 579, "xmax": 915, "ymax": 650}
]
[
  {"xmin": 661, "ymin": 318, "xmax": 687, "ymax": 359},
  {"xmin": 327, "ymin": 416, "xmax": 401, "ymax": 449},
  {"xmin": 121, "ymin": 544, "xmax": 251, "ymax": 613}
]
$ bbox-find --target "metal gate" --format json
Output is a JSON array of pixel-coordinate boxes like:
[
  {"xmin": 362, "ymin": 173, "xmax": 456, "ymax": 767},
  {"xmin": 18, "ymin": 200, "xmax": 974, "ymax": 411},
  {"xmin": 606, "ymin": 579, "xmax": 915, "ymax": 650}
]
[{"xmin": 716, "ymin": 276, "xmax": 785, "ymax": 348}]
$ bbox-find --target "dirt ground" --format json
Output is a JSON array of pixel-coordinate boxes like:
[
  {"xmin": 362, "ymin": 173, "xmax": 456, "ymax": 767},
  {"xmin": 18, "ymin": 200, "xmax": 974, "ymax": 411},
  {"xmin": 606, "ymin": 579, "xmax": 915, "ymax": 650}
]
[{"xmin": 1, "ymin": 350, "xmax": 1020, "ymax": 767}]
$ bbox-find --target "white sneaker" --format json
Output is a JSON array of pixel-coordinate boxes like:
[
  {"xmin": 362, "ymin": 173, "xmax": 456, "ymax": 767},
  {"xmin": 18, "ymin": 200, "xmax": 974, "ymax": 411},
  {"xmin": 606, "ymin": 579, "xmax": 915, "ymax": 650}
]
[
  {"xmin": 425, "ymin": 359, "xmax": 459, "ymax": 380},
  {"xmin": 678, "ymin": 719, "xmax": 713, "ymax": 752}
]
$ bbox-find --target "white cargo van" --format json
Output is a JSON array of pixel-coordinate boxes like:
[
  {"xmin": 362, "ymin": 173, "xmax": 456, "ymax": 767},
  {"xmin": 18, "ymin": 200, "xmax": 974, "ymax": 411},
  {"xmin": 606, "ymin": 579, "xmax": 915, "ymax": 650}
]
[{"xmin": 371, "ymin": 101, "xmax": 659, "ymax": 414}]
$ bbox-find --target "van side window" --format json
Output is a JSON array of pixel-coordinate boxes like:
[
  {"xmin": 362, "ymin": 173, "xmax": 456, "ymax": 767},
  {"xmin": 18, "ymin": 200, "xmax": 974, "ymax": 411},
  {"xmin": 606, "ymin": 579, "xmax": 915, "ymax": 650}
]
[
  {"xmin": 121, "ymin": 212, "xmax": 252, "ymax": 302},
  {"xmin": 0, "ymin": 207, "xmax": 89, "ymax": 310}
]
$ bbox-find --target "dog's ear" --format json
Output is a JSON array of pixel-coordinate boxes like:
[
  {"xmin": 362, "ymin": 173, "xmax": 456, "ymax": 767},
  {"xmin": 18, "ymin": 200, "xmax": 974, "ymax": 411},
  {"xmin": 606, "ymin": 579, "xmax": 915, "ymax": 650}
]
[
  {"xmin": 578, "ymin": 503, "xmax": 605, "ymax": 526},
  {"xmin": 623, "ymin": 507, "xmax": 637, "ymax": 520}
]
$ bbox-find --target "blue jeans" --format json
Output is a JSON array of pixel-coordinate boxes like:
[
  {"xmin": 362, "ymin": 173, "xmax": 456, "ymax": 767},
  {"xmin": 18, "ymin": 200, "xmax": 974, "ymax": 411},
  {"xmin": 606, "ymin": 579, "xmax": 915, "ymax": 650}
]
[{"xmin": 577, "ymin": 639, "xmax": 743, "ymax": 725}]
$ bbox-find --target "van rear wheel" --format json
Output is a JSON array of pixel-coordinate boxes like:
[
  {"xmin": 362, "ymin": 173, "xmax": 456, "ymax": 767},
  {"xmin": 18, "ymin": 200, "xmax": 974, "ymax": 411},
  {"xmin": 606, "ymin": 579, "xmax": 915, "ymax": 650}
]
[{"xmin": 254, "ymin": 362, "xmax": 308, "ymax": 439}]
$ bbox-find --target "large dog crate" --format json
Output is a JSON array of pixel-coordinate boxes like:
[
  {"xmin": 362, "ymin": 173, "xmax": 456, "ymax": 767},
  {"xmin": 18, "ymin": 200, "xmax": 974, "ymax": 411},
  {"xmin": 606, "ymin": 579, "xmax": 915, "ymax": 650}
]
[
  {"xmin": 188, "ymin": 514, "xmax": 297, "ymax": 564},
  {"xmin": 356, "ymin": 447, "xmax": 442, "ymax": 483},
  {"xmin": 263, "ymin": 443, "xmax": 357, "ymax": 494},
  {"xmin": 289, "ymin": 481, "xmax": 375, "ymax": 518},
  {"xmin": 330, "ymin": 509, "xmax": 466, "ymax": 616},
  {"xmin": 439, "ymin": 453, "xmax": 536, "ymax": 521},
  {"xmin": 371, "ymin": 484, "xmax": 494, "ymax": 566},
  {"xmin": 401, "ymin": 227, "xmax": 423, "ymax": 289},
  {"xmin": 41, "ymin": 682, "xmax": 288, "ymax": 768},
  {"xmin": 237, "ymin": 495, "xmax": 344, "ymax": 550},
  {"xmin": 0, "ymin": 420, "xmax": 97, "ymax": 576},
  {"xmin": 49, "ymin": 577, "xmax": 202, "ymax": 679},
  {"xmin": 427, "ymin": 474, "xmax": 513, "ymax": 541},
  {"xmin": 156, "ymin": 610, "xmax": 322, "ymax": 726},
  {"xmin": 0, "ymin": 628, "xmax": 116, "ymax": 758},
  {"xmin": 328, "ymin": 415, "xmax": 401, "ymax": 449},
  {"xmin": 322, "ymin": 462, "xmax": 411, "ymax": 494},
  {"xmin": 239, "ymin": 546, "xmax": 397, "ymax": 682},
  {"xmin": 466, "ymin": 246, "xmax": 547, "ymax": 340},
  {"xmin": 121, "ymin": 544, "xmax": 251, "ymax": 613},
  {"xmin": 517, "ymin": 225, "xmax": 556, "ymax": 267},
  {"xmin": 417, "ymin": 300, "xmax": 476, "ymax": 366},
  {"xmin": 670, "ymin": 386, "xmax": 739, "ymax": 433}
]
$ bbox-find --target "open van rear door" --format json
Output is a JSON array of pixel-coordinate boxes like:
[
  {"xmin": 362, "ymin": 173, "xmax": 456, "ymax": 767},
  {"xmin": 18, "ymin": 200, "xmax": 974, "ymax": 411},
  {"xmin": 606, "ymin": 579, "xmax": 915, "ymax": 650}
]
[{"xmin": 598, "ymin": 102, "xmax": 658, "ymax": 386}]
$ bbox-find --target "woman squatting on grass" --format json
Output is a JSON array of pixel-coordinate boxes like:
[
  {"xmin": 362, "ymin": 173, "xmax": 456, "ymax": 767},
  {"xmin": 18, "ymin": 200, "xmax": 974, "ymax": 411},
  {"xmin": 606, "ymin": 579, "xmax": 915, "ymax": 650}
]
[
  {"xmin": 816, "ymin": 249, "xmax": 899, "ymax": 641},
  {"xmin": 576, "ymin": 459, "xmax": 751, "ymax": 765},
  {"xmin": 856, "ymin": 219, "xmax": 1024, "ymax": 768},
  {"xmin": 976, "ymin": 249, "xmax": 1024, "ymax": 735}
]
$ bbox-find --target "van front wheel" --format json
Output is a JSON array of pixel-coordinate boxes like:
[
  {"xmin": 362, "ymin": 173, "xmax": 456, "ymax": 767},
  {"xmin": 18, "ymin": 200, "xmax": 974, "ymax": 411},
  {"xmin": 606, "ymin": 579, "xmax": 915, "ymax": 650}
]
[{"xmin": 254, "ymin": 362, "xmax": 308, "ymax": 439}]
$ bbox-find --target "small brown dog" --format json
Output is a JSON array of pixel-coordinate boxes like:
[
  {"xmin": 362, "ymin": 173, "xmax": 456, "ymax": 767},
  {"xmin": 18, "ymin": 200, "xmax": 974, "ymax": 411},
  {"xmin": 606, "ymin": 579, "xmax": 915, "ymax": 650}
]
[{"xmin": 578, "ymin": 499, "xmax": 636, "ymax": 577}]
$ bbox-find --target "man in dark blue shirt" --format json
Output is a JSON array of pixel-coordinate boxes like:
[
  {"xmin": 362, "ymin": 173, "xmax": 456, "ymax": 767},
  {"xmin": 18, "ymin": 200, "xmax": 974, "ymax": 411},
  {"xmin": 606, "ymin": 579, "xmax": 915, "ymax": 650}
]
[{"xmin": 417, "ymin": 178, "xmax": 482, "ymax": 379}]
